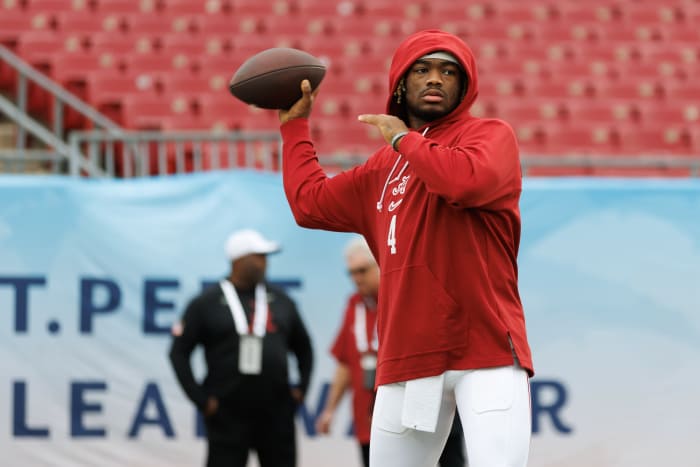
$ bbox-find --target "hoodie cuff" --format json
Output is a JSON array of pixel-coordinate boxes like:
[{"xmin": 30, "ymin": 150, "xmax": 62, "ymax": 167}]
[
  {"xmin": 280, "ymin": 117, "xmax": 310, "ymax": 141},
  {"xmin": 396, "ymin": 130, "xmax": 422, "ymax": 154}
]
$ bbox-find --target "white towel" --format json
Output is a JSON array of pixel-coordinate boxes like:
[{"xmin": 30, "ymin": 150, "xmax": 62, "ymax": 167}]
[{"xmin": 400, "ymin": 373, "xmax": 445, "ymax": 432}]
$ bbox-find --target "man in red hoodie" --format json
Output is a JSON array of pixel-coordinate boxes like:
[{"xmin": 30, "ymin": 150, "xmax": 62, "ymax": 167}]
[{"xmin": 279, "ymin": 29, "xmax": 533, "ymax": 467}]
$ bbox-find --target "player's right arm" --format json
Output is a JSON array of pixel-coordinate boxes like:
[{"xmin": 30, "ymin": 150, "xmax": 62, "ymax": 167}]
[{"xmin": 279, "ymin": 80, "xmax": 370, "ymax": 233}]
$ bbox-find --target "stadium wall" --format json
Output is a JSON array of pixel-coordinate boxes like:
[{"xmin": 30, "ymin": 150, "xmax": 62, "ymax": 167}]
[{"xmin": 1, "ymin": 172, "xmax": 698, "ymax": 467}]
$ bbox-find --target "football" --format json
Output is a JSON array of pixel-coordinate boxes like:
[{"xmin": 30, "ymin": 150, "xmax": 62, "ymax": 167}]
[{"xmin": 229, "ymin": 47, "xmax": 326, "ymax": 110}]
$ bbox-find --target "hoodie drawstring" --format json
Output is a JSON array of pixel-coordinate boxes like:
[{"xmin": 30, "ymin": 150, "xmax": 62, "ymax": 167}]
[{"xmin": 376, "ymin": 128, "xmax": 430, "ymax": 212}]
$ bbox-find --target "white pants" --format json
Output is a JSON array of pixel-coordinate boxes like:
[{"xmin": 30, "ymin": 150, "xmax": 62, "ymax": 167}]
[{"xmin": 370, "ymin": 366, "xmax": 531, "ymax": 467}]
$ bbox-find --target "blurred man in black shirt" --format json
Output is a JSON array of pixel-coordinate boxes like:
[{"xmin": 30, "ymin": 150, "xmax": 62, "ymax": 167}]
[{"xmin": 169, "ymin": 229, "xmax": 313, "ymax": 467}]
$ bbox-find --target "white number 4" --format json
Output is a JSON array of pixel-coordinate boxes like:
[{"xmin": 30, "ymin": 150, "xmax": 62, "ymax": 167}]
[{"xmin": 387, "ymin": 214, "xmax": 397, "ymax": 255}]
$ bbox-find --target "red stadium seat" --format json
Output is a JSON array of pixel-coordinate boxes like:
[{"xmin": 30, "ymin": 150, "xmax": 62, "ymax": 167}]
[
  {"xmin": 122, "ymin": 52, "xmax": 192, "ymax": 76},
  {"xmin": 95, "ymin": 0, "xmax": 158, "ymax": 13},
  {"xmin": 534, "ymin": 123, "xmax": 622, "ymax": 156},
  {"xmin": 621, "ymin": 4, "xmax": 676, "ymax": 25},
  {"xmin": 617, "ymin": 124, "xmax": 694, "ymax": 155},
  {"xmin": 491, "ymin": 101, "xmax": 552, "ymax": 126},
  {"xmin": 86, "ymin": 71, "xmax": 144, "ymax": 105},
  {"xmin": 25, "ymin": 0, "xmax": 90, "ymax": 13},
  {"xmin": 48, "ymin": 53, "xmax": 105, "ymax": 86},
  {"xmin": 55, "ymin": 11, "xmax": 123, "ymax": 38},
  {"xmin": 197, "ymin": 93, "xmax": 249, "ymax": 129},
  {"xmin": 231, "ymin": 34, "xmax": 299, "ymax": 57},
  {"xmin": 192, "ymin": 14, "xmax": 261, "ymax": 35},
  {"xmin": 635, "ymin": 102, "xmax": 698, "ymax": 126},
  {"xmin": 89, "ymin": 31, "xmax": 157, "ymax": 55},
  {"xmin": 659, "ymin": 24, "xmax": 699, "ymax": 44},
  {"xmin": 162, "ymin": 0, "xmax": 228, "ymax": 15},
  {"xmin": 262, "ymin": 15, "xmax": 328, "ymax": 36},
  {"xmin": 559, "ymin": 3, "xmax": 620, "ymax": 22},
  {"xmin": 16, "ymin": 31, "xmax": 80, "ymax": 66},
  {"xmin": 360, "ymin": 0, "xmax": 424, "ymax": 19},
  {"xmin": 663, "ymin": 82, "xmax": 700, "ymax": 101},
  {"xmin": 296, "ymin": 0, "xmax": 358, "ymax": 17},
  {"xmin": 231, "ymin": 0, "xmax": 291, "ymax": 16},
  {"xmin": 124, "ymin": 13, "xmax": 193, "ymax": 35},
  {"xmin": 312, "ymin": 119, "xmax": 383, "ymax": 157},
  {"xmin": 0, "ymin": 11, "xmax": 52, "ymax": 45},
  {"xmin": 592, "ymin": 79, "xmax": 663, "ymax": 101},
  {"xmin": 120, "ymin": 93, "xmax": 192, "ymax": 128},
  {"xmin": 160, "ymin": 34, "xmax": 218, "ymax": 57},
  {"xmin": 0, "ymin": 0, "xmax": 22, "ymax": 10},
  {"xmin": 492, "ymin": 3, "xmax": 544, "ymax": 22},
  {"xmin": 160, "ymin": 73, "xmax": 220, "ymax": 96}
]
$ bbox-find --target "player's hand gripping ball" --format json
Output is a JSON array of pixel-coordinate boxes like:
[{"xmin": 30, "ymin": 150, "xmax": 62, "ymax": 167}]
[{"xmin": 229, "ymin": 47, "xmax": 326, "ymax": 110}]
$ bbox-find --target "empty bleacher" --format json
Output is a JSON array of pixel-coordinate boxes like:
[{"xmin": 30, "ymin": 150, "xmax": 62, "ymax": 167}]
[{"xmin": 1, "ymin": 0, "xmax": 699, "ymax": 171}]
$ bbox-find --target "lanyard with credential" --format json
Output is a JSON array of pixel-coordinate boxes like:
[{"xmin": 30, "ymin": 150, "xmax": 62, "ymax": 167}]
[
  {"xmin": 354, "ymin": 301, "xmax": 378, "ymax": 353},
  {"xmin": 219, "ymin": 280, "xmax": 268, "ymax": 337},
  {"xmin": 355, "ymin": 300, "xmax": 378, "ymax": 389}
]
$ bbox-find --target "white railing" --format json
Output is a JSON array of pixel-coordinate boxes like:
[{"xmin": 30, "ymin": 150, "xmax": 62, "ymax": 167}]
[{"xmin": 68, "ymin": 129, "xmax": 281, "ymax": 177}]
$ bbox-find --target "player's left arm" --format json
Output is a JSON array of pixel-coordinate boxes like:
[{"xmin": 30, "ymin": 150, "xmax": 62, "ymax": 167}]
[
  {"xmin": 398, "ymin": 121, "xmax": 521, "ymax": 208},
  {"xmin": 359, "ymin": 115, "xmax": 520, "ymax": 209}
]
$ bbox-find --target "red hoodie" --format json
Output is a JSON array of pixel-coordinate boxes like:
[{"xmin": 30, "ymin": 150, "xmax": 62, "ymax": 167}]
[{"xmin": 281, "ymin": 29, "xmax": 533, "ymax": 386}]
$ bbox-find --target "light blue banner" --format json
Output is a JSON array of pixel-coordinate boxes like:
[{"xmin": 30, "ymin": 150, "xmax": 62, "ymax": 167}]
[{"xmin": 1, "ymin": 173, "xmax": 698, "ymax": 467}]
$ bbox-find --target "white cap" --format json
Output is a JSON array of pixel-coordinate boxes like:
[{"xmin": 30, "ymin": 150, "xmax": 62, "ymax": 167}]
[
  {"xmin": 224, "ymin": 229, "xmax": 280, "ymax": 262},
  {"xmin": 420, "ymin": 51, "xmax": 461, "ymax": 68}
]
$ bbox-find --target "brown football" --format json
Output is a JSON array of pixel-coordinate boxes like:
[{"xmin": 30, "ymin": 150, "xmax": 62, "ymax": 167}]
[{"xmin": 229, "ymin": 47, "xmax": 326, "ymax": 110}]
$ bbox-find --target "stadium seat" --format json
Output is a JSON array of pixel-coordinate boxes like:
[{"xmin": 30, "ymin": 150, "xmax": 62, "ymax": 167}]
[
  {"xmin": 0, "ymin": 11, "xmax": 52, "ymax": 46},
  {"xmin": 491, "ymin": 3, "xmax": 544, "ymax": 22},
  {"xmin": 95, "ymin": 0, "xmax": 158, "ymax": 13},
  {"xmin": 192, "ymin": 14, "xmax": 261, "ymax": 35},
  {"xmin": 562, "ymin": 100, "xmax": 638, "ymax": 125},
  {"xmin": 197, "ymin": 54, "xmax": 237, "ymax": 75},
  {"xmin": 89, "ymin": 31, "xmax": 157, "ymax": 55},
  {"xmin": 160, "ymin": 73, "xmax": 220, "ymax": 96},
  {"xmin": 86, "ymin": 71, "xmax": 144, "ymax": 105},
  {"xmin": 122, "ymin": 52, "xmax": 192, "ymax": 76},
  {"xmin": 536, "ymin": 123, "xmax": 622, "ymax": 155},
  {"xmin": 124, "ymin": 13, "xmax": 192, "ymax": 35},
  {"xmin": 662, "ymin": 82, "xmax": 700, "ymax": 101},
  {"xmin": 25, "ymin": 0, "xmax": 90, "ymax": 14},
  {"xmin": 16, "ymin": 31, "xmax": 79, "ymax": 66},
  {"xmin": 162, "ymin": 0, "xmax": 227, "ymax": 15},
  {"xmin": 592, "ymin": 79, "xmax": 663, "ymax": 100},
  {"xmin": 617, "ymin": 124, "xmax": 694, "ymax": 155},
  {"xmin": 232, "ymin": 34, "xmax": 298, "ymax": 56},
  {"xmin": 120, "ymin": 93, "xmax": 191, "ymax": 128},
  {"xmin": 312, "ymin": 119, "xmax": 384, "ymax": 156},
  {"xmin": 635, "ymin": 102, "xmax": 698, "ymax": 125},
  {"xmin": 160, "ymin": 34, "xmax": 220, "ymax": 58},
  {"xmin": 231, "ymin": 0, "xmax": 292, "ymax": 16},
  {"xmin": 197, "ymin": 93, "xmax": 249, "ymax": 129},
  {"xmin": 621, "ymin": 4, "xmax": 675, "ymax": 25},
  {"xmin": 559, "ymin": 3, "xmax": 619, "ymax": 22},
  {"xmin": 159, "ymin": 114, "xmax": 204, "ymax": 130},
  {"xmin": 55, "ymin": 11, "xmax": 123, "ymax": 39},
  {"xmin": 48, "ymin": 52, "xmax": 105, "ymax": 86},
  {"xmin": 262, "ymin": 15, "xmax": 329, "ymax": 36},
  {"xmin": 296, "ymin": 0, "xmax": 358, "ymax": 17},
  {"xmin": 496, "ymin": 100, "xmax": 562, "ymax": 124},
  {"xmin": 0, "ymin": 0, "xmax": 22, "ymax": 10},
  {"xmin": 359, "ymin": 0, "xmax": 424, "ymax": 19}
]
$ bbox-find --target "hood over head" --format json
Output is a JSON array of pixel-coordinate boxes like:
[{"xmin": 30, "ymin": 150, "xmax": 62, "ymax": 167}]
[{"xmin": 386, "ymin": 29, "xmax": 479, "ymax": 124}]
